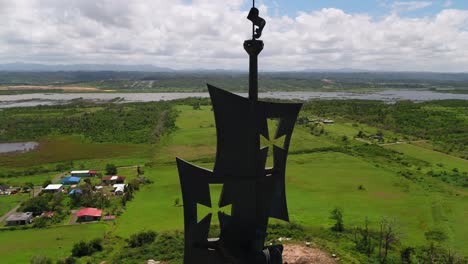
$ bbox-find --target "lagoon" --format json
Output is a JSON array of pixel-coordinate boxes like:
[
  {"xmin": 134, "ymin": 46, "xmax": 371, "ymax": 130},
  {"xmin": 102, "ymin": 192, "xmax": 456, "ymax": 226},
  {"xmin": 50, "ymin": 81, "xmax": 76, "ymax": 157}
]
[{"xmin": 0, "ymin": 142, "xmax": 39, "ymax": 154}]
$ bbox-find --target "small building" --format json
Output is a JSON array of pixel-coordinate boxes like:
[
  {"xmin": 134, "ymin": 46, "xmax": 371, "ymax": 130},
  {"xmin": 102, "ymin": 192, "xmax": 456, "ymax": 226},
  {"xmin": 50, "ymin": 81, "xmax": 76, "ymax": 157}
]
[
  {"xmin": 43, "ymin": 184, "xmax": 63, "ymax": 193},
  {"xmin": 323, "ymin": 119, "xmax": 334, "ymax": 124},
  {"xmin": 102, "ymin": 176, "xmax": 125, "ymax": 185},
  {"xmin": 71, "ymin": 170, "xmax": 97, "ymax": 177},
  {"xmin": 369, "ymin": 135, "xmax": 384, "ymax": 140},
  {"xmin": 62, "ymin": 176, "xmax": 81, "ymax": 185},
  {"xmin": 103, "ymin": 215, "xmax": 116, "ymax": 221},
  {"xmin": 77, "ymin": 208, "xmax": 102, "ymax": 222},
  {"xmin": 69, "ymin": 189, "xmax": 82, "ymax": 195},
  {"xmin": 112, "ymin": 184, "xmax": 126, "ymax": 195},
  {"xmin": 6, "ymin": 212, "xmax": 33, "ymax": 226},
  {"xmin": 40, "ymin": 211, "xmax": 55, "ymax": 219},
  {"xmin": 0, "ymin": 185, "xmax": 10, "ymax": 195}
]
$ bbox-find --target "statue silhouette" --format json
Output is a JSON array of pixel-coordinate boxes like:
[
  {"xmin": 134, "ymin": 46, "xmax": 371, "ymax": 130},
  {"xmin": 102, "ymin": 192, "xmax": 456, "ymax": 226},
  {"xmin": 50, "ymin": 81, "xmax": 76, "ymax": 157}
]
[{"xmin": 176, "ymin": 2, "xmax": 301, "ymax": 263}]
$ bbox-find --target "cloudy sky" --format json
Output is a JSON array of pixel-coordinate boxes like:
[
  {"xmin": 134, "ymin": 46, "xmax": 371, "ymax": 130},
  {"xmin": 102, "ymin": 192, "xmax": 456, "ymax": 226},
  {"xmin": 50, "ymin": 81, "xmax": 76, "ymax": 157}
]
[{"xmin": 1, "ymin": 0, "xmax": 468, "ymax": 71}]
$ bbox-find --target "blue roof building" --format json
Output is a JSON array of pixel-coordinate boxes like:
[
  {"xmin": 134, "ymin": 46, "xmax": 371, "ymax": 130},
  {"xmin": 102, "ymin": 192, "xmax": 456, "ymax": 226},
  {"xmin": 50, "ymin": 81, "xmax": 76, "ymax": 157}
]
[{"xmin": 62, "ymin": 176, "xmax": 81, "ymax": 185}]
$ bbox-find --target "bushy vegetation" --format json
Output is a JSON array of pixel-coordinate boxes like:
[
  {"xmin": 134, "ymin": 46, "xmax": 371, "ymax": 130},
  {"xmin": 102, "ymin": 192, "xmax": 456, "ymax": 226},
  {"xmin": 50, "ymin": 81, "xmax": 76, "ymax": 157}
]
[
  {"xmin": 112, "ymin": 231, "xmax": 184, "ymax": 263},
  {"xmin": 0, "ymin": 101, "xmax": 177, "ymax": 143},
  {"xmin": 19, "ymin": 192, "xmax": 64, "ymax": 216},
  {"xmin": 302, "ymin": 100, "xmax": 468, "ymax": 157},
  {"xmin": 127, "ymin": 230, "xmax": 157, "ymax": 248},
  {"xmin": 30, "ymin": 255, "xmax": 53, "ymax": 264},
  {"xmin": 71, "ymin": 238, "xmax": 103, "ymax": 257},
  {"xmin": 69, "ymin": 184, "xmax": 110, "ymax": 209}
]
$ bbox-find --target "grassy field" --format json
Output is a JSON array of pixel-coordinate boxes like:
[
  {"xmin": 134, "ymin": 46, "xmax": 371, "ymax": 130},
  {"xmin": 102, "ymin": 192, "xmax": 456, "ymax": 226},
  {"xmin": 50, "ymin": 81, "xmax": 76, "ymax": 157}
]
[
  {"xmin": 0, "ymin": 193, "xmax": 30, "ymax": 216},
  {"xmin": 0, "ymin": 136, "xmax": 152, "ymax": 169},
  {"xmin": 385, "ymin": 143, "xmax": 468, "ymax": 172},
  {"xmin": 114, "ymin": 105, "xmax": 468, "ymax": 255},
  {"xmin": 0, "ymin": 224, "xmax": 108, "ymax": 263},
  {"xmin": 0, "ymin": 103, "xmax": 466, "ymax": 262}
]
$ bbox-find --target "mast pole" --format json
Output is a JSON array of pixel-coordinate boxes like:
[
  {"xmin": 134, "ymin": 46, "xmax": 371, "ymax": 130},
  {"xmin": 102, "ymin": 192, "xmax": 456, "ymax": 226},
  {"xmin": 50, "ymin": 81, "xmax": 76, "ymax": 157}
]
[{"xmin": 244, "ymin": 0, "xmax": 263, "ymax": 102}]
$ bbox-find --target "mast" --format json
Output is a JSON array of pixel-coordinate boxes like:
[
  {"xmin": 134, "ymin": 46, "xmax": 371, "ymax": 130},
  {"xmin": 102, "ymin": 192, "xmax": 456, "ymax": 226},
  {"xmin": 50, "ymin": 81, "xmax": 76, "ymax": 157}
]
[{"xmin": 244, "ymin": 0, "xmax": 265, "ymax": 101}]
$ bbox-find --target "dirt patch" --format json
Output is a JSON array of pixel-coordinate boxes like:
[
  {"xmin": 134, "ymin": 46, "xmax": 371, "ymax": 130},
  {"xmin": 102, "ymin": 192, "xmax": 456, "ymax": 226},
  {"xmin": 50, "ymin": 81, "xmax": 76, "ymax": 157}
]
[
  {"xmin": 283, "ymin": 244, "xmax": 337, "ymax": 264},
  {"xmin": 373, "ymin": 191, "xmax": 400, "ymax": 200},
  {"xmin": 0, "ymin": 85, "xmax": 107, "ymax": 92}
]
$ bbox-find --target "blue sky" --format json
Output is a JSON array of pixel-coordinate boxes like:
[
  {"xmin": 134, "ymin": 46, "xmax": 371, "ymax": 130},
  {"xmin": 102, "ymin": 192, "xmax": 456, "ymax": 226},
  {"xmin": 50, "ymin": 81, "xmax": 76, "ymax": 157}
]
[{"xmin": 242, "ymin": 0, "xmax": 468, "ymax": 18}]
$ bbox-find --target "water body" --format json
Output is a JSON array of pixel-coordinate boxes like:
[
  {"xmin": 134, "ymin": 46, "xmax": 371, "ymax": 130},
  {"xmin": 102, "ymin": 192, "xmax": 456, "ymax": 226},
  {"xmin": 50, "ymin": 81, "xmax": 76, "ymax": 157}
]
[
  {"xmin": 0, "ymin": 90, "xmax": 467, "ymax": 108},
  {"xmin": 0, "ymin": 142, "xmax": 39, "ymax": 154}
]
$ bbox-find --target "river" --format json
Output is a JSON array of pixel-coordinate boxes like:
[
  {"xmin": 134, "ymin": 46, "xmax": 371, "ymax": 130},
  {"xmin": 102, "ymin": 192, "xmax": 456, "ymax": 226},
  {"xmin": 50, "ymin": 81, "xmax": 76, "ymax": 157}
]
[{"xmin": 0, "ymin": 90, "xmax": 467, "ymax": 108}]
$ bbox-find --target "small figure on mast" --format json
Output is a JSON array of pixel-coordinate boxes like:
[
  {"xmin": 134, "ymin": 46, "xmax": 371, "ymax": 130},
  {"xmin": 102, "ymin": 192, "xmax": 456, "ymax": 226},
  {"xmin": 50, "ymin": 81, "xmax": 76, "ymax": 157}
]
[
  {"xmin": 247, "ymin": 6, "xmax": 266, "ymax": 39},
  {"xmin": 244, "ymin": 0, "xmax": 265, "ymax": 101}
]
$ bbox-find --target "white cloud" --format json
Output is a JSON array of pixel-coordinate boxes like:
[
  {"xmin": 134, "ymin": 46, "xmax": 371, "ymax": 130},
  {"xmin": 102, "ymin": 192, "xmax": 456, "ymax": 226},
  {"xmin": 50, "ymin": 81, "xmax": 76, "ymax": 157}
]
[
  {"xmin": 0, "ymin": 1, "xmax": 467, "ymax": 71},
  {"xmin": 443, "ymin": 0, "xmax": 453, "ymax": 8},
  {"xmin": 391, "ymin": 1, "xmax": 432, "ymax": 13}
]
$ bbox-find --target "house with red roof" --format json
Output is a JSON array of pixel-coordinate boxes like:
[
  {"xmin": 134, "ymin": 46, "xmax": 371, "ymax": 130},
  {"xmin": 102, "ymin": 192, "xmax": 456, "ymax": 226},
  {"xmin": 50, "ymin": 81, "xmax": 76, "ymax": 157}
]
[
  {"xmin": 76, "ymin": 208, "xmax": 102, "ymax": 222},
  {"xmin": 71, "ymin": 170, "xmax": 97, "ymax": 177}
]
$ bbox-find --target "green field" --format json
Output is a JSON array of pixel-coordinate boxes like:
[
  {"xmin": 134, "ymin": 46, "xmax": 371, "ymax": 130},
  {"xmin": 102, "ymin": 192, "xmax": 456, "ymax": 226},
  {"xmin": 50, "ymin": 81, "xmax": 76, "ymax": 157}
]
[
  {"xmin": 0, "ymin": 193, "xmax": 30, "ymax": 216},
  {"xmin": 0, "ymin": 224, "xmax": 108, "ymax": 263},
  {"xmin": 114, "ymin": 105, "xmax": 468, "ymax": 254},
  {"xmin": 385, "ymin": 143, "xmax": 468, "ymax": 172},
  {"xmin": 0, "ymin": 102, "xmax": 466, "ymax": 263}
]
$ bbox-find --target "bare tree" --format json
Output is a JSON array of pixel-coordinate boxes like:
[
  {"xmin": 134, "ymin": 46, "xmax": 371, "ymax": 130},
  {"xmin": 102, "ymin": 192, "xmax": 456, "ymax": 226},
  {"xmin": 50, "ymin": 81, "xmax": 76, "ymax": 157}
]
[
  {"xmin": 354, "ymin": 217, "xmax": 374, "ymax": 257},
  {"xmin": 378, "ymin": 217, "xmax": 400, "ymax": 264}
]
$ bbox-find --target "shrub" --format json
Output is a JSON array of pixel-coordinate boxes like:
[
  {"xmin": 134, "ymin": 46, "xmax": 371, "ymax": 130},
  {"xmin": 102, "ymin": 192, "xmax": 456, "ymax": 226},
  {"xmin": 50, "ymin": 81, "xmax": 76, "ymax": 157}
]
[
  {"xmin": 128, "ymin": 231, "xmax": 158, "ymax": 248},
  {"xmin": 71, "ymin": 239, "xmax": 103, "ymax": 257},
  {"xmin": 30, "ymin": 255, "xmax": 52, "ymax": 264},
  {"xmin": 32, "ymin": 217, "xmax": 49, "ymax": 228},
  {"xmin": 330, "ymin": 207, "xmax": 344, "ymax": 232},
  {"xmin": 56, "ymin": 257, "xmax": 76, "ymax": 264},
  {"xmin": 105, "ymin": 164, "xmax": 117, "ymax": 175}
]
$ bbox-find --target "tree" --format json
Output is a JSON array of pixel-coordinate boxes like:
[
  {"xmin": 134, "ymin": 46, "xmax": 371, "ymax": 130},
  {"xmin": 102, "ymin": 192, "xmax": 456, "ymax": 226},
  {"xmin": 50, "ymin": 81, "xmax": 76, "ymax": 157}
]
[
  {"xmin": 71, "ymin": 241, "xmax": 90, "ymax": 257},
  {"xmin": 400, "ymin": 247, "xmax": 414, "ymax": 264},
  {"xmin": 71, "ymin": 239, "xmax": 102, "ymax": 257},
  {"xmin": 378, "ymin": 218, "xmax": 400, "ymax": 263},
  {"xmin": 20, "ymin": 195, "xmax": 50, "ymax": 215},
  {"xmin": 425, "ymin": 229, "xmax": 447, "ymax": 244},
  {"xmin": 105, "ymin": 164, "xmax": 117, "ymax": 175},
  {"xmin": 137, "ymin": 166, "xmax": 143, "ymax": 176},
  {"xmin": 56, "ymin": 257, "xmax": 76, "ymax": 264},
  {"xmin": 32, "ymin": 216, "xmax": 49, "ymax": 228},
  {"xmin": 42, "ymin": 180, "xmax": 52, "ymax": 188},
  {"xmin": 192, "ymin": 102, "xmax": 201, "ymax": 110},
  {"xmin": 23, "ymin": 182, "xmax": 34, "ymax": 197},
  {"xmin": 354, "ymin": 217, "xmax": 374, "ymax": 256},
  {"xmin": 330, "ymin": 207, "xmax": 344, "ymax": 232},
  {"xmin": 357, "ymin": 130, "xmax": 364, "ymax": 138}
]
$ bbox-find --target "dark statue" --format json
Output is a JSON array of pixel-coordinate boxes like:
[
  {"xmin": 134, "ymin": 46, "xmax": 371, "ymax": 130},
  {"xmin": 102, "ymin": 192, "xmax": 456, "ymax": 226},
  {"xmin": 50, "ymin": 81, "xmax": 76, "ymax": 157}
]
[{"xmin": 176, "ymin": 1, "xmax": 302, "ymax": 263}]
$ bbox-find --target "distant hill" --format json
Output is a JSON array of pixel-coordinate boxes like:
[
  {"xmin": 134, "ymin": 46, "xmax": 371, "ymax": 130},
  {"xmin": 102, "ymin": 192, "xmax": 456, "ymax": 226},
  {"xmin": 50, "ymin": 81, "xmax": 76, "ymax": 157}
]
[{"xmin": 0, "ymin": 63, "xmax": 174, "ymax": 72}]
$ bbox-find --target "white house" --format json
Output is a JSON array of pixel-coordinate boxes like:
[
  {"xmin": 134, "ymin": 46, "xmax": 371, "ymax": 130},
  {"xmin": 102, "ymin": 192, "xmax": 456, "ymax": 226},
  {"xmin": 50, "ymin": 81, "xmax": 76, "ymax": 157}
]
[
  {"xmin": 43, "ymin": 184, "xmax": 63, "ymax": 193},
  {"xmin": 112, "ymin": 184, "xmax": 127, "ymax": 195}
]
